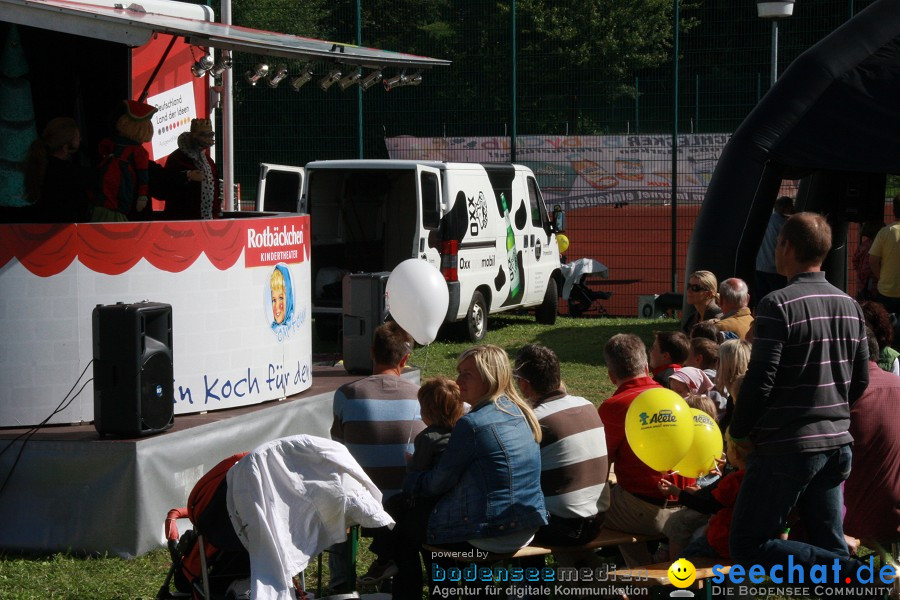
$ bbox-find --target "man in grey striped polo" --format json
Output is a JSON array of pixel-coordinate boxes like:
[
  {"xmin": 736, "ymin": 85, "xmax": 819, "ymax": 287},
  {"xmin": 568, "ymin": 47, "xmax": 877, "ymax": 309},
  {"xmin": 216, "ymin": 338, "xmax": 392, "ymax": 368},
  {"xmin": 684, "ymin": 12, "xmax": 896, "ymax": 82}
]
[
  {"xmin": 730, "ymin": 212, "xmax": 870, "ymax": 576},
  {"xmin": 514, "ymin": 344, "xmax": 610, "ymax": 546}
]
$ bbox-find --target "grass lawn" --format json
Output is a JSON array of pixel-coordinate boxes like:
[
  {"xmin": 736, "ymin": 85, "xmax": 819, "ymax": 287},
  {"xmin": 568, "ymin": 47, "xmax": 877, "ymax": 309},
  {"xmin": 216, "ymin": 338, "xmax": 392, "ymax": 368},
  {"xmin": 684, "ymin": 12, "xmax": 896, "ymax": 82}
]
[{"xmin": 0, "ymin": 312, "xmax": 755, "ymax": 599}]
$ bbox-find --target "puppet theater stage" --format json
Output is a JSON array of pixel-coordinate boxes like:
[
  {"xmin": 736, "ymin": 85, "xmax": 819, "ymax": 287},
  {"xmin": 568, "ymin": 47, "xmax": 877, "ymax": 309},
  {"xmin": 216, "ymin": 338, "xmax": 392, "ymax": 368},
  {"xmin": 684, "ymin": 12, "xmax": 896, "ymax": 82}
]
[{"xmin": 0, "ymin": 215, "xmax": 414, "ymax": 557}]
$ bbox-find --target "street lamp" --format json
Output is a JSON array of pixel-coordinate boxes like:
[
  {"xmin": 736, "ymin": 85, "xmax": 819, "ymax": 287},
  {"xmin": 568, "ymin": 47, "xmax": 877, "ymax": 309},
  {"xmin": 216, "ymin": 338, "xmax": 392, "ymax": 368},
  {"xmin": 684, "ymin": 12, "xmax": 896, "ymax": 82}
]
[{"xmin": 757, "ymin": 1, "xmax": 795, "ymax": 87}]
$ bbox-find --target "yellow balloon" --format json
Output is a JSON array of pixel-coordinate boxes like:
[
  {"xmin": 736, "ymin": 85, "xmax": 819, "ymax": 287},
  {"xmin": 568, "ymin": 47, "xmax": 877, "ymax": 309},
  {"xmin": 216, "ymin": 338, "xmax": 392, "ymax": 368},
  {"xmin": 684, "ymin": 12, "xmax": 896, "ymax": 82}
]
[
  {"xmin": 557, "ymin": 234, "xmax": 570, "ymax": 253},
  {"xmin": 625, "ymin": 388, "xmax": 694, "ymax": 472},
  {"xmin": 672, "ymin": 409, "xmax": 724, "ymax": 478}
]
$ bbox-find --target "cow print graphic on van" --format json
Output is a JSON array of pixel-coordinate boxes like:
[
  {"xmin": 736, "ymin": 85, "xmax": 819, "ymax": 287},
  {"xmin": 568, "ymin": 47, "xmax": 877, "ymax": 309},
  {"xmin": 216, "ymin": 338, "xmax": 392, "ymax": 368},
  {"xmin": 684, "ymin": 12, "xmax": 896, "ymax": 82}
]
[
  {"xmin": 514, "ymin": 200, "xmax": 527, "ymax": 230},
  {"xmin": 467, "ymin": 191, "xmax": 488, "ymax": 236}
]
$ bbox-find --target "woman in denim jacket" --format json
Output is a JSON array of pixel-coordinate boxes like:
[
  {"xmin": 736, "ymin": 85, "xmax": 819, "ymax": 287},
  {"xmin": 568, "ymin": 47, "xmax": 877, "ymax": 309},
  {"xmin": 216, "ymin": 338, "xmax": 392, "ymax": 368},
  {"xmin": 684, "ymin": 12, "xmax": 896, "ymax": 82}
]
[{"xmin": 395, "ymin": 345, "xmax": 547, "ymax": 596}]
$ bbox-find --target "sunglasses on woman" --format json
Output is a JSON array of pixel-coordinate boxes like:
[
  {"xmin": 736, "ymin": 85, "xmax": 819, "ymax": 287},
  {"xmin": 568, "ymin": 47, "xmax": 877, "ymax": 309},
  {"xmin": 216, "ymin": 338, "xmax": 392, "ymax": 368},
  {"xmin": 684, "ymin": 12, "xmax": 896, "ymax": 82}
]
[{"xmin": 687, "ymin": 284, "xmax": 707, "ymax": 292}]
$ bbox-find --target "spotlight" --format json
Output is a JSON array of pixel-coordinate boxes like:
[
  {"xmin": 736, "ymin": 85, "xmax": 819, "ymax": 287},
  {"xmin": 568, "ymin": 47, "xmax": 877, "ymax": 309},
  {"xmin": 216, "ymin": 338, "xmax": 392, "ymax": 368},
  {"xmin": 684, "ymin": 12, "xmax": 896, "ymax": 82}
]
[
  {"xmin": 191, "ymin": 54, "xmax": 214, "ymax": 77},
  {"xmin": 318, "ymin": 67, "xmax": 342, "ymax": 91},
  {"xmin": 290, "ymin": 64, "xmax": 314, "ymax": 91},
  {"xmin": 383, "ymin": 69, "xmax": 422, "ymax": 91},
  {"xmin": 406, "ymin": 71, "xmax": 423, "ymax": 87},
  {"xmin": 209, "ymin": 55, "xmax": 233, "ymax": 78},
  {"xmin": 359, "ymin": 69, "xmax": 383, "ymax": 91},
  {"xmin": 339, "ymin": 70, "xmax": 362, "ymax": 91},
  {"xmin": 245, "ymin": 63, "xmax": 269, "ymax": 86},
  {"xmin": 267, "ymin": 64, "xmax": 289, "ymax": 88}
]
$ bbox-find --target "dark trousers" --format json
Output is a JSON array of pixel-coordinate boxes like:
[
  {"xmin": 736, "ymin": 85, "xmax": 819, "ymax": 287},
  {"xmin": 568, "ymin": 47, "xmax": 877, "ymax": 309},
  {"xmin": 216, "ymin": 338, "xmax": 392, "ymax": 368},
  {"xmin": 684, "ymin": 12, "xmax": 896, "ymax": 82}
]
[
  {"xmin": 532, "ymin": 512, "xmax": 604, "ymax": 548},
  {"xmin": 392, "ymin": 504, "xmax": 496, "ymax": 600},
  {"xmin": 876, "ymin": 292, "xmax": 900, "ymax": 316},
  {"xmin": 729, "ymin": 445, "xmax": 865, "ymax": 580}
]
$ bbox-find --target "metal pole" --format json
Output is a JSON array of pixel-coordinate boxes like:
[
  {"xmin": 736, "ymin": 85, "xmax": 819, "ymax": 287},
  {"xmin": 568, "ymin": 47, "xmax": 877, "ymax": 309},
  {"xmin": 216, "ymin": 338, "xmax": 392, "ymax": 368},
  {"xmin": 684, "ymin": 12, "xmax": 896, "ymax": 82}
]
[
  {"xmin": 356, "ymin": 0, "xmax": 363, "ymax": 158},
  {"xmin": 221, "ymin": 0, "xmax": 235, "ymax": 211},
  {"xmin": 635, "ymin": 77, "xmax": 639, "ymax": 134},
  {"xmin": 510, "ymin": 0, "xmax": 517, "ymax": 163},
  {"xmin": 671, "ymin": 0, "xmax": 679, "ymax": 293},
  {"xmin": 770, "ymin": 19, "xmax": 779, "ymax": 87},
  {"xmin": 695, "ymin": 74, "xmax": 699, "ymax": 132}
]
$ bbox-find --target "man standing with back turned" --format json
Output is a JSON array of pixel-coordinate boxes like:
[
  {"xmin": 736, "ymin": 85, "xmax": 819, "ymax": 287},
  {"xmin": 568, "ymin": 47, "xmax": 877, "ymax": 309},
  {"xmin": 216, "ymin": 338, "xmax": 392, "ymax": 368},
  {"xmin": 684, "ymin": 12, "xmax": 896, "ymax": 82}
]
[{"xmin": 729, "ymin": 212, "xmax": 870, "ymax": 576}]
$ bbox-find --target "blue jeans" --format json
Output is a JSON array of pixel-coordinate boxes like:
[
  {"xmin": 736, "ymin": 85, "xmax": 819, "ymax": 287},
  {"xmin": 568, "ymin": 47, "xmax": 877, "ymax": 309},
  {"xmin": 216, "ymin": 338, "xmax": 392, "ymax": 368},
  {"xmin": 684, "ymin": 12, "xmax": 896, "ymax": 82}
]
[
  {"xmin": 876, "ymin": 293, "xmax": 900, "ymax": 316},
  {"xmin": 729, "ymin": 445, "xmax": 858, "ymax": 573}
]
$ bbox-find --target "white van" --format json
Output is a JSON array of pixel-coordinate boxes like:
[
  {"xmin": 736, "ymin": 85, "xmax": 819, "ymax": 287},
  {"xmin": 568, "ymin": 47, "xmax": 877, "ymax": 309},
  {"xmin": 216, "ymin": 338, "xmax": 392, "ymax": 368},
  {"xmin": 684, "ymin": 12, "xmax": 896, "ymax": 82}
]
[{"xmin": 300, "ymin": 160, "xmax": 563, "ymax": 341}]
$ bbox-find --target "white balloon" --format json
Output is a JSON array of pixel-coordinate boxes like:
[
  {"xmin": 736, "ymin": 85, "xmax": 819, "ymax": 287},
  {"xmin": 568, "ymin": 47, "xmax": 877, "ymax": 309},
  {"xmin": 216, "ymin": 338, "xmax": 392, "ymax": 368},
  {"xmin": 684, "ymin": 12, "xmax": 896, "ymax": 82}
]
[{"xmin": 385, "ymin": 259, "xmax": 449, "ymax": 345}]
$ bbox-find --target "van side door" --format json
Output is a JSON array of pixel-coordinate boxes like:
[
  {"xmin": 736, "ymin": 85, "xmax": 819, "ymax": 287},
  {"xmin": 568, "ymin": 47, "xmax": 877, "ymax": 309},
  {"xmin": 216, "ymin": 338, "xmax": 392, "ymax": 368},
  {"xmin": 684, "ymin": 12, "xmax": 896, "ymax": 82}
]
[
  {"xmin": 520, "ymin": 174, "xmax": 557, "ymax": 304},
  {"xmin": 416, "ymin": 165, "xmax": 443, "ymax": 270},
  {"xmin": 257, "ymin": 163, "xmax": 305, "ymax": 212}
]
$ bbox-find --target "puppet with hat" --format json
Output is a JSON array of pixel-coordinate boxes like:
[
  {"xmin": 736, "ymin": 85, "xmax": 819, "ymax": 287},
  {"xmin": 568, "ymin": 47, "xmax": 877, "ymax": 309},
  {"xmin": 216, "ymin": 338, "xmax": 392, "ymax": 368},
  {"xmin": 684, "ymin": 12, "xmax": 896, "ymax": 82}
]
[
  {"xmin": 163, "ymin": 118, "xmax": 221, "ymax": 220},
  {"xmin": 92, "ymin": 99, "xmax": 156, "ymax": 221}
]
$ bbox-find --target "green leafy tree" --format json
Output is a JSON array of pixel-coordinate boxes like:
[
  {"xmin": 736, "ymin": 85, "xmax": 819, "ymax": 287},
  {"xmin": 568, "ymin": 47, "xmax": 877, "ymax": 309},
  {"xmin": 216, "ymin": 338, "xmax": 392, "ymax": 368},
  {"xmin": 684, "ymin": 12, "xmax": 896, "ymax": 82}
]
[{"xmin": 350, "ymin": 0, "xmax": 696, "ymax": 136}]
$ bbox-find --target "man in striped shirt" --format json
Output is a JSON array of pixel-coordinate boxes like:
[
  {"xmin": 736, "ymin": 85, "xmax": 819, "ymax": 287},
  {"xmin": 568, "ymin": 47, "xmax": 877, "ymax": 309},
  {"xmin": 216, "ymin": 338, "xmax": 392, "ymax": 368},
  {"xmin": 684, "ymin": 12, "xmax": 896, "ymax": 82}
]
[
  {"xmin": 329, "ymin": 321, "xmax": 425, "ymax": 591},
  {"xmin": 514, "ymin": 344, "xmax": 609, "ymax": 547},
  {"xmin": 730, "ymin": 212, "xmax": 870, "ymax": 575}
]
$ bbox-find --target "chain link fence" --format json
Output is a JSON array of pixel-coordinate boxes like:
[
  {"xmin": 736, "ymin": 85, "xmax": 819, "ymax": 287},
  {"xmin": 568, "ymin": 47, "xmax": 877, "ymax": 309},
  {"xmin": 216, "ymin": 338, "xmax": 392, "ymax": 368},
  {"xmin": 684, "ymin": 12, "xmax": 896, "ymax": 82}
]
[{"xmin": 221, "ymin": 0, "xmax": 883, "ymax": 315}]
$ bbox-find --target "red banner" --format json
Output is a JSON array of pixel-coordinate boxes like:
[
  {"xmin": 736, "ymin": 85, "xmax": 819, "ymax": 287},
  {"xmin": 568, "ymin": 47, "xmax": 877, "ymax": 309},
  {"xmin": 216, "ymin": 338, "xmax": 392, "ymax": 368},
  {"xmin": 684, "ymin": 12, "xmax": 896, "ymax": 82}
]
[{"xmin": 0, "ymin": 216, "xmax": 309, "ymax": 277}]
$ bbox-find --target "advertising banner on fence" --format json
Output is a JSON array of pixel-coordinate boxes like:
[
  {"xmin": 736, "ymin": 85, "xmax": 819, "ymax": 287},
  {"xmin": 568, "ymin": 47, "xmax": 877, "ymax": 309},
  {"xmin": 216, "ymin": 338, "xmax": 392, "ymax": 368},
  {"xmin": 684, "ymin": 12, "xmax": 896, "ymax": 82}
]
[
  {"xmin": 386, "ymin": 134, "xmax": 730, "ymax": 209},
  {"xmin": 0, "ymin": 216, "xmax": 312, "ymax": 427}
]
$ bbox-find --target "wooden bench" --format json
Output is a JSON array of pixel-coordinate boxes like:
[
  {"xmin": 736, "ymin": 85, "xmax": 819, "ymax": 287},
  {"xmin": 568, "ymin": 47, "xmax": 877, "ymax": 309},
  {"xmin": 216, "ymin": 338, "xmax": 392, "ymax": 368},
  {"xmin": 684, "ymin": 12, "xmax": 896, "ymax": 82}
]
[
  {"xmin": 424, "ymin": 535, "xmax": 732, "ymax": 600},
  {"xmin": 424, "ymin": 527, "xmax": 664, "ymax": 564}
]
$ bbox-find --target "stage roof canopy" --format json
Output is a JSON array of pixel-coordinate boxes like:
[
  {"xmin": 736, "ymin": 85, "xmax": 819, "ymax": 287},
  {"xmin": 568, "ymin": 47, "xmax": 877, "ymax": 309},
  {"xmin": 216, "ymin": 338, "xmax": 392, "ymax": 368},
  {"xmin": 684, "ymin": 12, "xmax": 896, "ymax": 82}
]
[{"xmin": 1, "ymin": 0, "xmax": 451, "ymax": 68}]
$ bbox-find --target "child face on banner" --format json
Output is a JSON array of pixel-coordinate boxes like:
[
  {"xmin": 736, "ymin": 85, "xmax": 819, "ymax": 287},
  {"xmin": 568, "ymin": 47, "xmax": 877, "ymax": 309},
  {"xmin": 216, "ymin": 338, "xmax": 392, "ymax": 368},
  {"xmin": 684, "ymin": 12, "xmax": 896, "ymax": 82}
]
[{"xmin": 271, "ymin": 272, "xmax": 286, "ymax": 324}]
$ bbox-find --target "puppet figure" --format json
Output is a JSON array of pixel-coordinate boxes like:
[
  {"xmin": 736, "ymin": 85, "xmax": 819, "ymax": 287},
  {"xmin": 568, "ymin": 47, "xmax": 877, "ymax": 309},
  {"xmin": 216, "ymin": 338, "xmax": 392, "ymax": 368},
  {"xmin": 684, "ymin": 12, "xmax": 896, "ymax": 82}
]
[
  {"xmin": 92, "ymin": 99, "xmax": 156, "ymax": 221},
  {"xmin": 164, "ymin": 118, "xmax": 221, "ymax": 220}
]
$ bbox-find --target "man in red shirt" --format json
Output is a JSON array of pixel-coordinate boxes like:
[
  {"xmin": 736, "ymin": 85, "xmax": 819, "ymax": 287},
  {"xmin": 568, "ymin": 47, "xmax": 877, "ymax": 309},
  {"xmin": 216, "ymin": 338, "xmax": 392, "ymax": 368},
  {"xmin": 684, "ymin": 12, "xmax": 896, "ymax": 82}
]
[
  {"xmin": 843, "ymin": 332, "xmax": 900, "ymax": 543},
  {"xmin": 599, "ymin": 333, "xmax": 692, "ymax": 567}
]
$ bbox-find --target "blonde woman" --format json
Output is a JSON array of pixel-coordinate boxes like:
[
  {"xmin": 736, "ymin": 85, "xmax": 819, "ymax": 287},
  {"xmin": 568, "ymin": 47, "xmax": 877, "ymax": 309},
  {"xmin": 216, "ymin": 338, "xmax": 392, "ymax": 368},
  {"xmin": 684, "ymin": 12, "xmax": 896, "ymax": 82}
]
[
  {"xmin": 683, "ymin": 270, "xmax": 724, "ymax": 333},
  {"xmin": 716, "ymin": 339, "xmax": 751, "ymax": 430},
  {"xmin": 399, "ymin": 345, "xmax": 547, "ymax": 596}
]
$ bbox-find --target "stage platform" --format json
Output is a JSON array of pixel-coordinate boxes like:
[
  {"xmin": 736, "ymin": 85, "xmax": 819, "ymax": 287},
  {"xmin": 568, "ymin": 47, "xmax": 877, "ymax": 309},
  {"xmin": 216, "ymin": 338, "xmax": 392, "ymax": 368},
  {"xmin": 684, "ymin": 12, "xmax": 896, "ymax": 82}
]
[{"xmin": 0, "ymin": 365, "xmax": 419, "ymax": 558}]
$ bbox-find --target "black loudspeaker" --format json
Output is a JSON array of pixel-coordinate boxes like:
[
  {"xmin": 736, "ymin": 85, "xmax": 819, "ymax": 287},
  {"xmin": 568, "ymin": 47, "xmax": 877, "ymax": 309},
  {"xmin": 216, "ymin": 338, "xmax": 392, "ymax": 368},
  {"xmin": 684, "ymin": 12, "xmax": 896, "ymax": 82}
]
[
  {"xmin": 797, "ymin": 170, "xmax": 887, "ymax": 223},
  {"xmin": 92, "ymin": 302, "xmax": 174, "ymax": 437},
  {"xmin": 342, "ymin": 272, "xmax": 391, "ymax": 375}
]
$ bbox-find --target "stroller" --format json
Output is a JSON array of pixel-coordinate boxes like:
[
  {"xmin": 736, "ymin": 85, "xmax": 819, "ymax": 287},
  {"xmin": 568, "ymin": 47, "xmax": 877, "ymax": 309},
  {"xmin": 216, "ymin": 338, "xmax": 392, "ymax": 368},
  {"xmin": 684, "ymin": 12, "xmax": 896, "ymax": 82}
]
[
  {"xmin": 560, "ymin": 257, "xmax": 613, "ymax": 318},
  {"xmin": 157, "ymin": 452, "xmax": 254, "ymax": 600},
  {"xmin": 158, "ymin": 436, "xmax": 389, "ymax": 600}
]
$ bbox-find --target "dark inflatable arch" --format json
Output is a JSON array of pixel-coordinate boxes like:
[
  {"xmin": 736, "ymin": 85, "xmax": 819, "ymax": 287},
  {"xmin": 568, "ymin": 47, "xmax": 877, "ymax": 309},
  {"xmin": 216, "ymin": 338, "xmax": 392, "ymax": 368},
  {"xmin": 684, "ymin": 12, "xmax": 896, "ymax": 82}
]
[{"xmin": 685, "ymin": 0, "xmax": 900, "ymax": 318}]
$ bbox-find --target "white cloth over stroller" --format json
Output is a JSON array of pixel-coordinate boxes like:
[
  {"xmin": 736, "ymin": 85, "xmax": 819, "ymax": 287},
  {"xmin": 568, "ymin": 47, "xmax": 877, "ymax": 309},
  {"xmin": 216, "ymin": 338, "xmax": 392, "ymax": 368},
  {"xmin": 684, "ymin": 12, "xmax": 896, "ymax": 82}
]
[
  {"xmin": 560, "ymin": 258, "xmax": 608, "ymax": 300},
  {"xmin": 226, "ymin": 434, "xmax": 395, "ymax": 600}
]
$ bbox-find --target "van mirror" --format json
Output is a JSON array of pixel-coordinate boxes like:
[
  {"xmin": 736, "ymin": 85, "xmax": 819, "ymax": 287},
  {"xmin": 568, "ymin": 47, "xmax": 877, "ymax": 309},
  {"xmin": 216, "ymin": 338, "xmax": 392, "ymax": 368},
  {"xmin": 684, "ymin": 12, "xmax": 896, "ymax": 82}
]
[{"xmin": 552, "ymin": 205, "xmax": 566, "ymax": 233}]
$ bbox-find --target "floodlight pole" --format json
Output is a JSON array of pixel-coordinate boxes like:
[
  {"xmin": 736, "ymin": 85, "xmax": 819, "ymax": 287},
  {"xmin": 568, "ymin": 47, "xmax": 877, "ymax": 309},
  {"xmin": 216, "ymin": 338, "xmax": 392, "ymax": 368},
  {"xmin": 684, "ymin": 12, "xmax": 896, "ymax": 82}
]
[
  {"xmin": 510, "ymin": 0, "xmax": 517, "ymax": 163},
  {"xmin": 221, "ymin": 0, "xmax": 235, "ymax": 211},
  {"xmin": 757, "ymin": 1, "xmax": 795, "ymax": 88},
  {"xmin": 770, "ymin": 19, "xmax": 779, "ymax": 86},
  {"xmin": 670, "ymin": 0, "xmax": 679, "ymax": 294},
  {"xmin": 356, "ymin": 0, "xmax": 363, "ymax": 158}
]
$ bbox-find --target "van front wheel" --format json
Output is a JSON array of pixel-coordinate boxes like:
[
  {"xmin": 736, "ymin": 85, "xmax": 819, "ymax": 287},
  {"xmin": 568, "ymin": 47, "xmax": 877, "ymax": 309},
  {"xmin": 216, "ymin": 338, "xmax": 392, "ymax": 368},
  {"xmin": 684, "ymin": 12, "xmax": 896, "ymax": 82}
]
[
  {"xmin": 465, "ymin": 291, "xmax": 488, "ymax": 342},
  {"xmin": 535, "ymin": 278, "xmax": 558, "ymax": 325}
]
